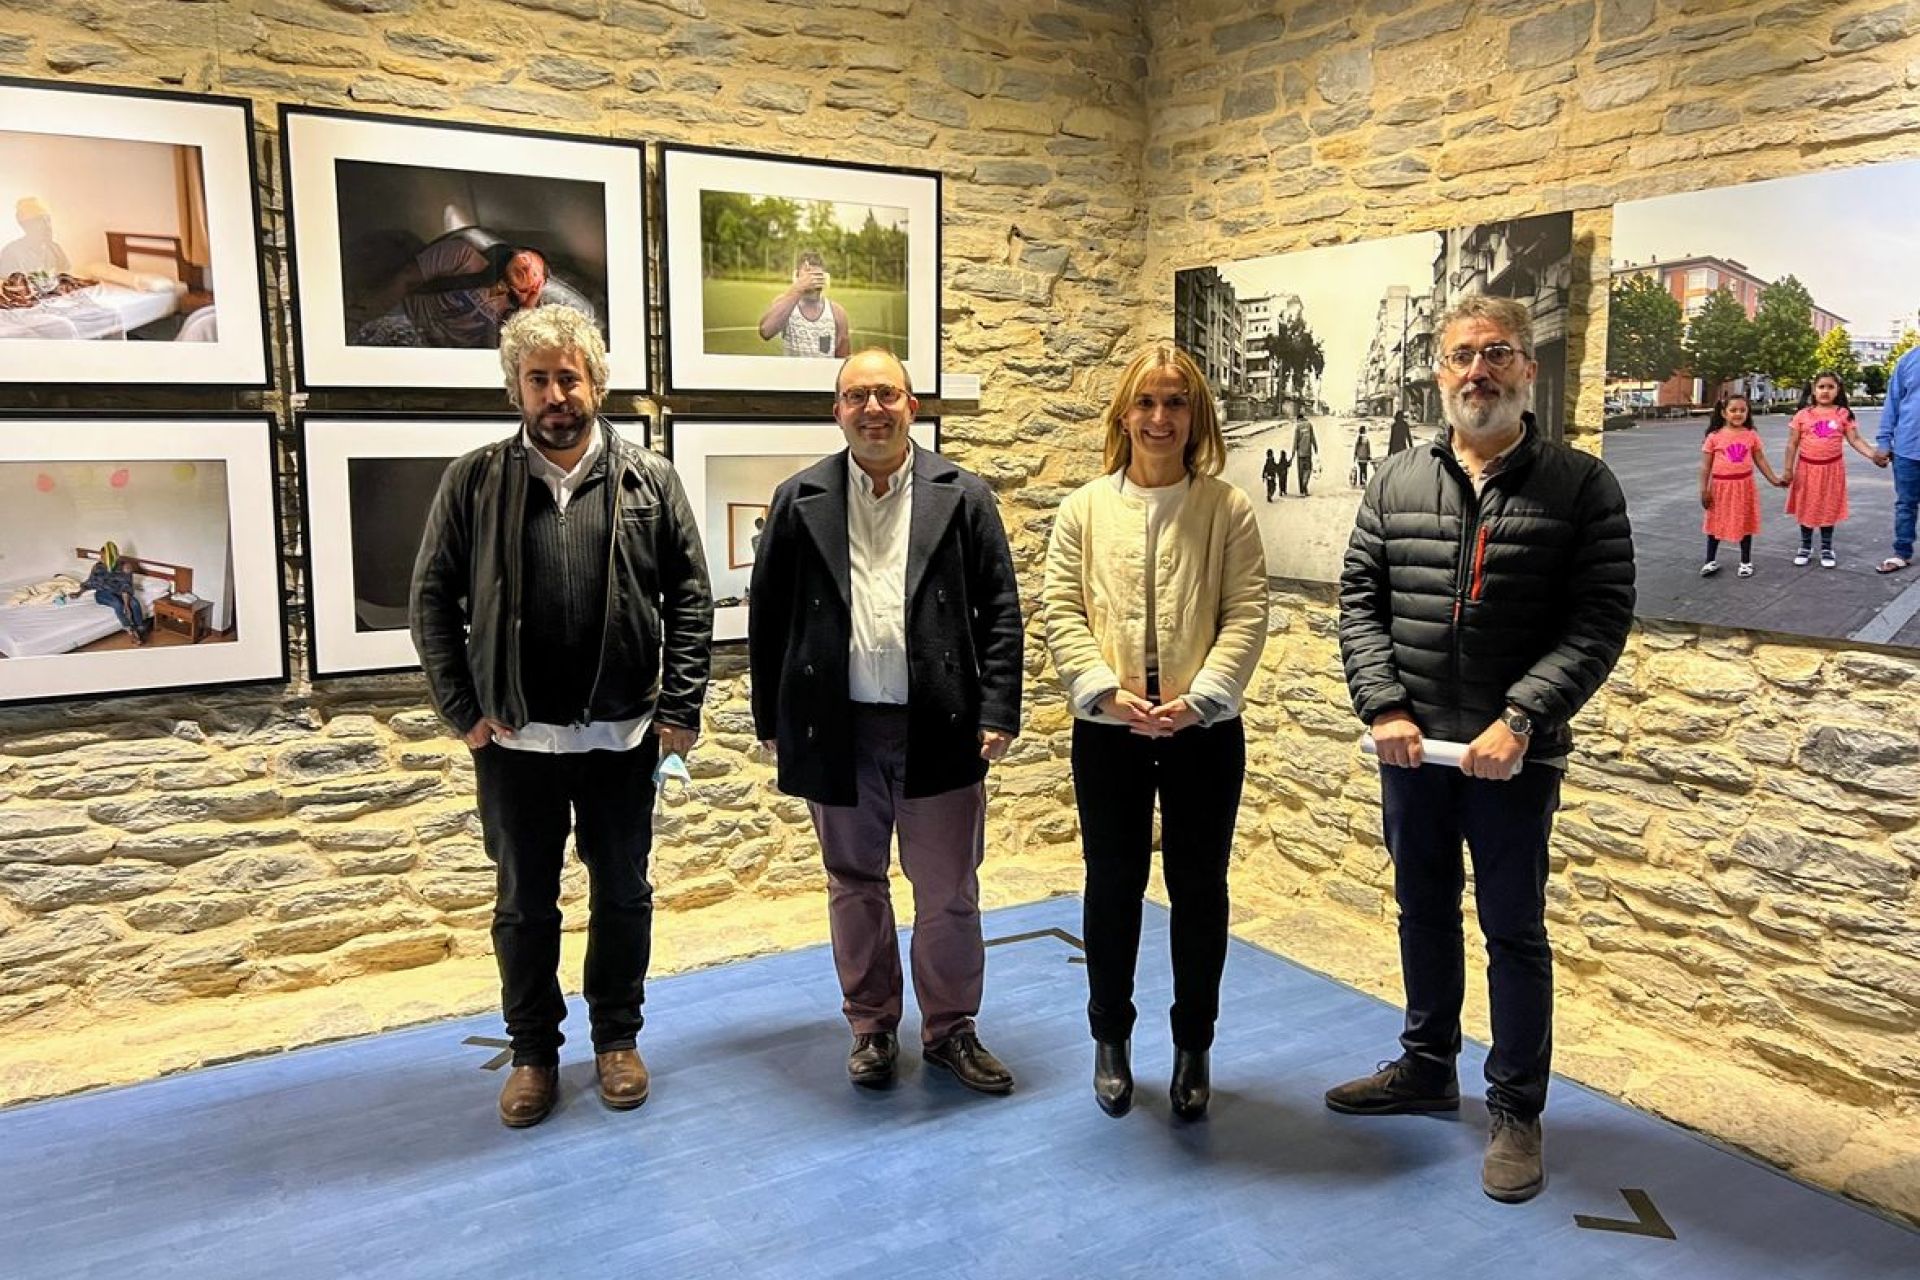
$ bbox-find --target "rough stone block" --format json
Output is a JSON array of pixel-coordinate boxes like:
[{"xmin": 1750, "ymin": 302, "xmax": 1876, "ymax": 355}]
[
  {"xmin": 385, "ymin": 30, "xmax": 496, "ymax": 62},
  {"xmin": 1774, "ymin": 972, "xmax": 1917, "ymax": 1031},
  {"xmin": 1507, "ymin": 2, "xmax": 1595, "ymax": 71},
  {"xmin": 1720, "ymin": 825, "xmax": 1912, "ymax": 901},
  {"xmin": 0, "ymin": 863, "xmax": 174, "ymax": 913},
  {"xmin": 1832, "ymin": 4, "xmax": 1914, "ymax": 52},
  {"xmin": 0, "ymin": 909, "xmax": 121, "ymax": 969},
  {"xmin": 123, "ymin": 896, "xmax": 251, "ymax": 935},
  {"xmin": 1797, "ymin": 724, "xmax": 1919, "ymax": 798},
  {"xmin": 0, "ymin": 807, "xmax": 89, "ymax": 842},
  {"xmin": 193, "ymin": 850, "xmax": 332, "ymax": 894},
  {"xmin": 460, "ymin": 84, "xmax": 599, "ymax": 122}
]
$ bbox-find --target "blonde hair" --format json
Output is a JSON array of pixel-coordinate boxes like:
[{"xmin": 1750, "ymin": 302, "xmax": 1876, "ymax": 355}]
[
  {"xmin": 499, "ymin": 304, "xmax": 609, "ymax": 408},
  {"xmin": 1101, "ymin": 344, "xmax": 1225, "ymax": 477}
]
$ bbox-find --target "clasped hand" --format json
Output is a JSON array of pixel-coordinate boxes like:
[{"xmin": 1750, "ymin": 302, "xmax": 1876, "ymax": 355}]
[
  {"xmin": 1102, "ymin": 689, "xmax": 1200, "ymax": 738},
  {"xmin": 1372, "ymin": 709, "xmax": 1526, "ymax": 779}
]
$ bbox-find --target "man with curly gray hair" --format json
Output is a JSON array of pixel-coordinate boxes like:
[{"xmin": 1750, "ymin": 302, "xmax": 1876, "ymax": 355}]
[{"xmin": 413, "ymin": 303, "xmax": 714, "ymax": 1128}]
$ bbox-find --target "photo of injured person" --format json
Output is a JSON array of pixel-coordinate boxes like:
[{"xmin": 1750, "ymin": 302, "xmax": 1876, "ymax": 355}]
[
  {"xmin": 0, "ymin": 129, "xmax": 219, "ymax": 344},
  {"xmin": 335, "ymin": 159, "xmax": 609, "ymax": 351},
  {"xmin": 0, "ymin": 458, "xmax": 238, "ymax": 660}
]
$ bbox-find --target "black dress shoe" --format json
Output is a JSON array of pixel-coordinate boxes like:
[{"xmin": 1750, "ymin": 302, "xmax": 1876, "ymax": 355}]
[
  {"xmin": 1094, "ymin": 1039, "xmax": 1133, "ymax": 1118},
  {"xmin": 922, "ymin": 1029, "xmax": 1014, "ymax": 1095},
  {"xmin": 1170, "ymin": 1048, "xmax": 1210, "ymax": 1120},
  {"xmin": 848, "ymin": 1031, "xmax": 898, "ymax": 1087}
]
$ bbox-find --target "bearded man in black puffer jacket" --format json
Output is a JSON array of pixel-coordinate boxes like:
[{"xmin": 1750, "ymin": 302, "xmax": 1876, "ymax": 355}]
[{"xmin": 1326, "ymin": 294, "xmax": 1635, "ymax": 1205}]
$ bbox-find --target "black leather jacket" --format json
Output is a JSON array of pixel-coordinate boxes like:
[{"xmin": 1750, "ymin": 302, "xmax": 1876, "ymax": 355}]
[
  {"xmin": 1338, "ymin": 424, "xmax": 1635, "ymax": 760},
  {"xmin": 409, "ymin": 420, "xmax": 713, "ymax": 735}
]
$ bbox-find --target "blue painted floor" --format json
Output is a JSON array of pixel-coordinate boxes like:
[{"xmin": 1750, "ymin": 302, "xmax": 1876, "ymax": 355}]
[{"xmin": 0, "ymin": 898, "xmax": 1914, "ymax": 1278}]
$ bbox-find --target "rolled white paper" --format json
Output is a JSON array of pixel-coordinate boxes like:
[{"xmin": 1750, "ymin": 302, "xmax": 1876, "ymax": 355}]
[{"xmin": 1360, "ymin": 733, "xmax": 1521, "ymax": 776}]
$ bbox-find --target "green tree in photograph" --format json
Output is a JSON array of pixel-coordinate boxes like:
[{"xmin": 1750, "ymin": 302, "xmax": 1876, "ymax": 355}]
[
  {"xmin": 1751, "ymin": 274, "xmax": 1819, "ymax": 390},
  {"xmin": 1862, "ymin": 363, "xmax": 1888, "ymax": 397},
  {"xmin": 1811, "ymin": 324, "xmax": 1860, "ymax": 389},
  {"xmin": 1606, "ymin": 273, "xmax": 1686, "ymax": 383},
  {"xmin": 1891, "ymin": 328, "xmax": 1920, "ymax": 363},
  {"xmin": 1685, "ymin": 286, "xmax": 1755, "ymax": 396}
]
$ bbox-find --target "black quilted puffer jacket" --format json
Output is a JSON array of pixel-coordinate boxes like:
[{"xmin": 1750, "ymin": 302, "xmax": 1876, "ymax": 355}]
[{"xmin": 1337, "ymin": 424, "xmax": 1635, "ymax": 760}]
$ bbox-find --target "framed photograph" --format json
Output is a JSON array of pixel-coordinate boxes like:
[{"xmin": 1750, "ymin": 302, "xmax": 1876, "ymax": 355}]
[
  {"xmin": 1609, "ymin": 162, "xmax": 1918, "ymax": 650},
  {"xmin": 661, "ymin": 144, "xmax": 940, "ymax": 395},
  {"xmin": 0, "ymin": 77, "xmax": 270, "ymax": 387},
  {"xmin": 665, "ymin": 417, "xmax": 940, "ymax": 642},
  {"xmin": 0, "ymin": 414, "xmax": 287, "ymax": 705},
  {"xmin": 299, "ymin": 414, "xmax": 515, "ymax": 677},
  {"xmin": 727, "ymin": 502, "xmax": 769, "ymax": 569},
  {"xmin": 1173, "ymin": 212, "xmax": 1574, "ymax": 586},
  {"xmin": 281, "ymin": 106, "xmax": 647, "ymax": 392}
]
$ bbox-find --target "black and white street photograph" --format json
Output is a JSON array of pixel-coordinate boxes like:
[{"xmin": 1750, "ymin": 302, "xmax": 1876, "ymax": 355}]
[{"xmin": 1175, "ymin": 213, "xmax": 1572, "ymax": 585}]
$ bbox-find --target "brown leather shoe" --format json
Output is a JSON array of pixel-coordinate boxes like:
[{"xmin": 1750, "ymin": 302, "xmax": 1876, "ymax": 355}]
[
  {"xmin": 595, "ymin": 1048, "xmax": 651, "ymax": 1110},
  {"xmin": 498, "ymin": 1064, "xmax": 558, "ymax": 1128}
]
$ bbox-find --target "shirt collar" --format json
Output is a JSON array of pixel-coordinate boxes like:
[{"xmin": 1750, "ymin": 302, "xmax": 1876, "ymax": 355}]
[
  {"xmin": 522, "ymin": 418, "xmax": 604, "ymax": 487},
  {"xmin": 1447, "ymin": 418, "xmax": 1528, "ymax": 477},
  {"xmin": 849, "ymin": 445, "xmax": 914, "ymax": 499}
]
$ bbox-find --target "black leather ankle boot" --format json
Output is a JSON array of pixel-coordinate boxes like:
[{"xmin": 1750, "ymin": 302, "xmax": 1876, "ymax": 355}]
[
  {"xmin": 1170, "ymin": 1048, "xmax": 1210, "ymax": 1120},
  {"xmin": 1094, "ymin": 1039, "xmax": 1133, "ymax": 1117}
]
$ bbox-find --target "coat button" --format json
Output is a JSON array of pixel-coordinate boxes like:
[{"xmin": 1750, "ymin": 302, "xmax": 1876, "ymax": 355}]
[
  {"xmin": 949, "ymin": 713, "xmax": 959, "ymax": 724},
  {"xmin": 807, "ymin": 725, "xmax": 816, "ymax": 740},
  {"xmin": 804, "ymin": 664, "xmax": 814, "ymax": 676},
  {"xmin": 937, "ymin": 589, "xmax": 948, "ymax": 604}
]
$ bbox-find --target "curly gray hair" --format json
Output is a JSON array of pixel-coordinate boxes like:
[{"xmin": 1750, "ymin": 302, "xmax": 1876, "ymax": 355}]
[
  {"xmin": 499, "ymin": 304, "xmax": 609, "ymax": 407},
  {"xmin": 1433, "ymin": 294, "xmax": 1535, "ymax": 359}
]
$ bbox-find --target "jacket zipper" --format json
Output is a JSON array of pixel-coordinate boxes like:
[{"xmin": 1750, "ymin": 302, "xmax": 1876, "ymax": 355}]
[
  {"xmin": 1468, "ymin": 525, "xmax": 1490, "ymax": 602},
  {"xmin": 504, "ymin": 445, "xmax": 530, "ymax": 728},
  {"xmin": 1449, "ymin": 470, "xmax": 1481, "ymax": 721},
  {"xmin": 579, "ymin": 447, "xmax": 624, "ymax": 726}
]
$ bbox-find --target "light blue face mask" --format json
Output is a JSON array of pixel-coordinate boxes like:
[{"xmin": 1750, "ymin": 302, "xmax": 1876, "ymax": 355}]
[{"xmin": 652, "ymin": 751, "xmax": 692, "ymax": 810}]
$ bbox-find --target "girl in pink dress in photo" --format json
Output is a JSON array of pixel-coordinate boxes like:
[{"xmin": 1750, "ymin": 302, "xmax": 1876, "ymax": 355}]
[
  {"xmin": 1699, "ymin": 394, "xmax": 1785, "ymax": 577},
  {"xmin": 1783, "ymin": 371, "xmax": 1879, "ymax": 567}
]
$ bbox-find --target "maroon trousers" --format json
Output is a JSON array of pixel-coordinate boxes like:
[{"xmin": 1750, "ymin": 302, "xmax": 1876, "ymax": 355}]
[{"xmin": 807, "ymin": 704, "xmax": 986, "ymax": 1045}]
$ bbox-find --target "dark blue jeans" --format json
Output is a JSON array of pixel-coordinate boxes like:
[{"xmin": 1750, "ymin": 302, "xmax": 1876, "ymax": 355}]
[
  {"xmin": 1892, "ymin": 454, "xmax": 1920, "ymax": 561},
  {"xmin": 472, "ymin": 740, "xmax": 659, "ymax": 1066},
  {"xmin": 1380, "ymin": 761, "xmax": 1562, "ymax": 1119}
]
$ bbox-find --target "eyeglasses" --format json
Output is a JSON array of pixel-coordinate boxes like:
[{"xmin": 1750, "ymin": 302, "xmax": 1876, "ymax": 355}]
[
  {"xmin": 837, "ymin": 385, "xmax": 907, "ymax": 407},
  {"xmin": 1437, "ymin": 343, "xmax": 1523, "ymax": 374}
]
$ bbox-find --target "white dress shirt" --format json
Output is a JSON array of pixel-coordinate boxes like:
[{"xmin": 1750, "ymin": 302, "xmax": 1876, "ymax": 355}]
[
  {"xmin": 497, "ymin": 420, "xmax": 654, "ymax": 754},
  {"xmin": 846, "ymin": 448, "xmax": 914, "ymax": 705}
]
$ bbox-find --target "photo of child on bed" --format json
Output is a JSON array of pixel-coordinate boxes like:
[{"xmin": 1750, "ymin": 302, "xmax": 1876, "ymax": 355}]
[
  {"xmin": 0, "ymin": 459, "xmax": 239, "ymax": 660},
  {"xmin": 0, "ymin": 130, "xmax": 219, "ymax": 343}
]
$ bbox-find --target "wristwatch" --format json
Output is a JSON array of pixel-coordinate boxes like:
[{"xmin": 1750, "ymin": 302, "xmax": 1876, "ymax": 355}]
[{"xmin": 1501, "ymin": 707, "xmax": 1533, "ymax": 737}]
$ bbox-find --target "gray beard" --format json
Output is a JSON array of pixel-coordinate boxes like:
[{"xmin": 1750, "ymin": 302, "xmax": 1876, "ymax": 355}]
[{"xmin": 1444, "ymin": 385, "xmax": 1527, "ymax": 443}]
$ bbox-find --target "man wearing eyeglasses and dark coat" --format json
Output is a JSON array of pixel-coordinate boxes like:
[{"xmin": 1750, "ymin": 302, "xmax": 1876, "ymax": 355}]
[
  {"xmin": 748, "ymin": 347, "xmax": 1025, "ymax": 1095},
  {"xmin": 1328, "ymin": 294, "xmax": 1635, "ymax": 1205}
]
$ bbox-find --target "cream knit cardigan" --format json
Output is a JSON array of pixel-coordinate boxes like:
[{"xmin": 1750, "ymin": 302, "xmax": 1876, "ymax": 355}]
[{"xmin": 1041, "ymin": 470, "xmax": 1268, "ymax": 724}]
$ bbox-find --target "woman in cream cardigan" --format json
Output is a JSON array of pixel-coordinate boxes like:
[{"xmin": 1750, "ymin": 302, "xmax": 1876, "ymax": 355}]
[{"xmin": 1042, "ymin": 344, "xmax": 1267, "ymax": 1120}]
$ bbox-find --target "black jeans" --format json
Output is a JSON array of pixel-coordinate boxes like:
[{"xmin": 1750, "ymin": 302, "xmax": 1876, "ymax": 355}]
[
  {"xmin": 1380, "ymin": 761, "xmax": 1562, "ymax": 1119},
  {"xmin": 472, "ymin": 740, "xmax": 659, "ymax": 1066},
  {"xmin": 1073, "ymin": 715, "xmax": 1246, "ymax": 1051}
]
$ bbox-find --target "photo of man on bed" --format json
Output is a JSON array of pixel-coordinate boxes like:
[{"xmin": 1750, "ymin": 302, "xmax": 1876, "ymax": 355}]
[
  {"xmin": 334, "ymin": 159, "xmax": 609, "ymax": 351},
  {"xmin": 0, "ymin": 130, "xmax": 219, "ymax": 343},
  {"xmin": 0, "ymin": 459, "xmax": 239, "ymax": 660}
]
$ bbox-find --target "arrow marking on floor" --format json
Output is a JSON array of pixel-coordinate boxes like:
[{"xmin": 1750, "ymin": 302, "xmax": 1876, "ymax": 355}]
[
  {"xmin": 462, "ymin": 1036, "xmax": 513, "ymax": 1071},
  {"xmin": 1574, "ymin": 1189, "xmax": 1676, "ymax": 1240}
]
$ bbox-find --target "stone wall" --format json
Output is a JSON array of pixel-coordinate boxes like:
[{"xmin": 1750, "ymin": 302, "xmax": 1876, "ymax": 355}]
[
  {"xmin": 1, "ymin": 0, "xmax": 1917, "ymax": 1225},
  {"xmin": 1141, "ymin": 0, "xmax": 1920, "ymax": 1221},
  {"xmin": 0, "ymin": 0, "xmax": 1143, "ymax": 1088}
]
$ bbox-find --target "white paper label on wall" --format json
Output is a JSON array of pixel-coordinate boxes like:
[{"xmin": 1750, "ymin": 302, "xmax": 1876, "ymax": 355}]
[{"xmin": 942, "ymin": 372, "xmax": 982, "ymax": 401}]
